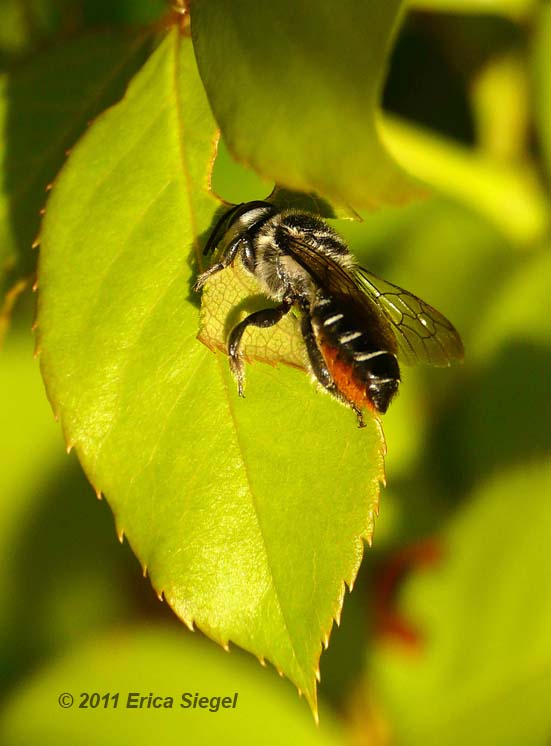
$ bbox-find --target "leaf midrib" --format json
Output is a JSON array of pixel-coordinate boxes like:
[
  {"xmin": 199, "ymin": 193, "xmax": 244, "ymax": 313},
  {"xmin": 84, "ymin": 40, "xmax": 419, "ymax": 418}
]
[{"xmin": 215, "ymin": 351, "xmax": 312, "ymax": 694}]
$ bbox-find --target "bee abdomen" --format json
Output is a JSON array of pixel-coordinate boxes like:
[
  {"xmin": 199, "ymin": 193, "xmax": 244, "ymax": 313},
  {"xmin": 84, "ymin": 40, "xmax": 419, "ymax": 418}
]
[
  {"xmin": 311, "ymin": 299, "xmax": 400, "ymax": 414},
  {"xmin": 354, "ymin": 350, "xmax": 400, "ymax": 413}
]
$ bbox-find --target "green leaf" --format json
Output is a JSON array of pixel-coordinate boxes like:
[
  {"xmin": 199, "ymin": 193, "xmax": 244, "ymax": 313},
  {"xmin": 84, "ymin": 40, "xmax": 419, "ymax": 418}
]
[
  {"xmin": 0, "ymin": 304, "xmax": 66, "ymax": 642},
  {"xmin": 382, "ymin": 115, "xmax": 550, "ymax": 246},
  {"xmin": 0, "ymin": 0, "xmax": 68, "ymax": 60},
  {"xmin": 451, "ymin": 247, "xmax": 551, "ymax": 481},
  {"xmin": 533, "ymin": 1, "xmax": 551, "ymax": 183},
  {"xmin": 0, "ymin": 301, "xmax": 142, "ymax": 690},
  {"xmin": 190, "ymin": 0, "xmax": 425, "ymax": 209},
  {"xmin": 408, "ymin": 0, "xmax": 537, "ymax": 21},
  {"xmin": 471, "ymin": 246, "xmax": 551, "ymax": 362},
  {"xmin": 370, "ymin": 460, "xmax": 551, "ymax": 746},
  {"xmin": 37, "ymin": 29, "xmax": 385, "ymax": 716},
  {"xmin": 0, "ymin": 29, "xmax": 150, "ymax": 322},
  {"xmin": 0, "ymin": 626, "xmax": 348, "ymax": 745},
  {"xmin": 0, "ymin": 0, "xmax": 32, "ymax": 57},
  {"xmin": 471, "ymin": 52, "xmax": 529, "ymax": 163}
]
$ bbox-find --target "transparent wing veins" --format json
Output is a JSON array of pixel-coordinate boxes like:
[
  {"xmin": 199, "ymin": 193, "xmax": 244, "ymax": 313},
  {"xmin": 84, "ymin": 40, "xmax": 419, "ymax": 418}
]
[
  {"xmin": 279, "ymin": 231, "xmax": 464, "ymax": 368},
  {"xmin": 353, "ymin": 268, "xmax": 464, "ymax": 367}
]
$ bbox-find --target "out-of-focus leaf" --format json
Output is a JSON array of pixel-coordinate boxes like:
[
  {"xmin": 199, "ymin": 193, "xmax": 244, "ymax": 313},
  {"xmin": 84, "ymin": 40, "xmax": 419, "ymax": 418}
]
[
  {"xmin": 471, "ymin": 53, "xmax": 529, "ymax": 162},
  {"xmin": 370, "ymin": 460, "xmax": 551, "ymax": 746},
  {"xmin": 0, "ymin": 307, "xmax": 65, "ymax": 637},
  {"xmin": 191, "ymin": 0, "xmax": 425, "ymax": 209},
  {"xmin": 0, "ymin": 0, "xmax": 78, "ymax": 58},
  {"xmin": 533, "ymin": 2, "xmax": 551, "ymax": 182},
  {"xmin": 448, "ymin": 247, "xmax": 551, "ymax": 481},
  {"xmin": 471, "ymin": 246, "xmax": 551, "ymax": 360},
  {"xmin": 0, "ymin": 627, "xmax": 349, "ymax": 745},
  {"xmin": 0, "ymin": 0, "xmax": 30, "ymax": 56},
  {"xmin": 408, "ymin": 0, "xmax": 537, "ymax": 20},
  {"xmin": 0, "ymin": 0, "xmax": 69, "ymax": 60},
  {"xmin": 0, "ymin": 0, "xmax": 166, "ymax": 63},
  {"xmin": 0, "ymin": 29, "xmax": 150, "ymax": 321},
  {"xmin": 37, "ymin": 29, "xmax": 385, "ymax": 716},
  {"xmin": 211, "ymin": 136, "xmax": 274, "ymax": 205},
  {"xmin": 382, "ymin": 115, "xmax": 549, "ymax": 246},
  {"xmin": 0, "ymin": 302, "xmax": 136, "ymax": 687},
  {"xmin": 80, "ymin": 0, "xmax": 166, "ymax": 26}
]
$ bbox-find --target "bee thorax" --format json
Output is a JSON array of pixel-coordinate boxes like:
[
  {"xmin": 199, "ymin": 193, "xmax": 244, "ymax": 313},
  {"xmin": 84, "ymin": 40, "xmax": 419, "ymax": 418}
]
[{"xmin": 255, "ymin": 233, "xmax": 317, "ymax": 301}]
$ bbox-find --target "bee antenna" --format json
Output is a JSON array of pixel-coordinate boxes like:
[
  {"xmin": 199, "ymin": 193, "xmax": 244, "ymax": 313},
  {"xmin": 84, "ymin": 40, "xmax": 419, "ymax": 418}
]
[{"xmin": 202, "ymin": 203, "xmax": 244, "ymax": 256}]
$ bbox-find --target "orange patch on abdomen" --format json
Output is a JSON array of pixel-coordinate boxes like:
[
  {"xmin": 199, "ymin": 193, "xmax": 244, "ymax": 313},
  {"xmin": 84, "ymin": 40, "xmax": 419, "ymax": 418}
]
[{"xmin": 320, "ymin": 342, "xmax": 373, "ymax": 410}]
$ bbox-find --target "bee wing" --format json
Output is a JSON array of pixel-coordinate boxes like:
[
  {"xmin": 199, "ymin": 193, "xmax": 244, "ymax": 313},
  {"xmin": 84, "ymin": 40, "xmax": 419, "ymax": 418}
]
[
  {"xmin": 282, "ymin": 234, "xmax": 362, "ymax": 296},
  {"xmin": 282, "ymin": 233, "xmax": 463, "ymax": 367},
  {"xmin": 353, "ymin": 267, "xmax": 464, "ymax": 367}
]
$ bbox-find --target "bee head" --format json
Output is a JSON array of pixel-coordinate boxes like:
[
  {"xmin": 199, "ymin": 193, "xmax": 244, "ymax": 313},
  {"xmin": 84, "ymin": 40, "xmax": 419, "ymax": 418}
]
[{"xmin": 203, "ymin": 201, "xmax": 276, "ymax": 257}]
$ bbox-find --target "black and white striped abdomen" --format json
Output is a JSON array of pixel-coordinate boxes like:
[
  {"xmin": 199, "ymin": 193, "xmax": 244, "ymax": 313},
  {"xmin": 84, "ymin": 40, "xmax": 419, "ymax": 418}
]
[{"xmin": 310, "ymin": 296, "xmax": 400, "ymax": 414}]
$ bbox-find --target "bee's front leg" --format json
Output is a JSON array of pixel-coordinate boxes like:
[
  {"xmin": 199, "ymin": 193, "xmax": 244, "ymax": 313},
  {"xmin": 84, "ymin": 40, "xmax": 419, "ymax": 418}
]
[{"xmin": 193, "ymin": 236, "xmax": 245, "ymax": 292}]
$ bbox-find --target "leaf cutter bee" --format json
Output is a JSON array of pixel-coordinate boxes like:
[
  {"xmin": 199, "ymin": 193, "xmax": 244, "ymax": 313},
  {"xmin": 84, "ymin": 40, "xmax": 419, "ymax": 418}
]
[{"xmin": 193, "ymin": 201, "xmax": 464, "ymax": 427}]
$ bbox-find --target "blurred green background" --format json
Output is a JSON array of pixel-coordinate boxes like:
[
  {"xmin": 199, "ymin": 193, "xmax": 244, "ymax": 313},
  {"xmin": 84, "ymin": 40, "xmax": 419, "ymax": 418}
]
[{"xmin": 0, "ymin": 1, "xmax": 549, "ymax": 744}]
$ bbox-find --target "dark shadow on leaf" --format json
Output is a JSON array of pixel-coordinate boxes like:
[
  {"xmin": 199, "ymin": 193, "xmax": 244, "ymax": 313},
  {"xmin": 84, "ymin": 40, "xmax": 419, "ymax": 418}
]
[
  {"xmin": 2, "ymin": 30, "xmax": 150, "ymax": 300},
  {"xmin": 222, "ymin": 294, "xmax": 281, "ymax": 340},
  {"xmin": 184, "ymin": 202, "xmax": 232, "ymax": 307}
]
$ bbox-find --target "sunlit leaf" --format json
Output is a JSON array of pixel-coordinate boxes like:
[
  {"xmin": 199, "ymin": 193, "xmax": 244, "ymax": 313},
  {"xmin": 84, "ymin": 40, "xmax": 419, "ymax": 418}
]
[
  {"xmin": 191, "ymin": 0, "xmax": 425, "ymax": 209},
  {"xmin": 37, "ymin": 29, "xmax": 385, "ymax": 716}
]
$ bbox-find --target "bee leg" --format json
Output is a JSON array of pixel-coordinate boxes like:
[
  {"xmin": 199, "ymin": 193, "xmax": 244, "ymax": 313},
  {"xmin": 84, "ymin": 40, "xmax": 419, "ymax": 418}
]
[
  {"xmin": 193, "ymin": 235, "xmax": 245, "ymax": 292},
  {"xmin": 301, "ymin": 315, "xmax": 366, "ymax": 428},
  {"xmin": 228, "ymin": 298, "xmax": 293, "ymax": 396},
  {"xmin": 353, "ymin": 406, "xmax": 366, "ymax": 428}
]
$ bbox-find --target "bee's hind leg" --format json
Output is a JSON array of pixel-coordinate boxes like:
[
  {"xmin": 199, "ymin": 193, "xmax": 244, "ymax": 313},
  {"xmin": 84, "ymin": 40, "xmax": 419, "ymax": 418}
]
[{"xmin": 301, "ymin": 314, "xmax": 366, "ymax": 428}]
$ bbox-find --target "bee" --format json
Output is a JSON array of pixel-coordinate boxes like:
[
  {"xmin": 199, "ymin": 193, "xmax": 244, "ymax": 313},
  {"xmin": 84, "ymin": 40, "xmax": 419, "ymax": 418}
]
[{"xmin": 193, "ymin": 201, "xmax": 463, "ymax": 427}]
